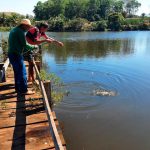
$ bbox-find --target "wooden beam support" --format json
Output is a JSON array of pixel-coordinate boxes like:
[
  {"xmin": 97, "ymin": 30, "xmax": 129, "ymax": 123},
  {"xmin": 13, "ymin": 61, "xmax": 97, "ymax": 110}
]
[{"xmin": 33, "ymin": 59, "xmax": 64, "ymax": 150}]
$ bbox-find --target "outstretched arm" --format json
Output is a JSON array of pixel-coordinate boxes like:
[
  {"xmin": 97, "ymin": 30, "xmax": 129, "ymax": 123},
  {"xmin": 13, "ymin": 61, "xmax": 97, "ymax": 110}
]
[
  {"xmin": 43, "ymin": 34, "xmax": 64, "ymax": 47},
  {"xmin": 26, "ymin": 37, "xmax": 52, "ymax": 45}
]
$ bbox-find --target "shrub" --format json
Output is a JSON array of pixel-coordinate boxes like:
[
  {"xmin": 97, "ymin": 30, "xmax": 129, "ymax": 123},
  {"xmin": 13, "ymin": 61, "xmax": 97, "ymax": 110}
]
[
  {"xmin": 138, "ymin": 23, "xmax": 150, "ymax": 30},
  {"xmin": 81, "ymin": 22, "xmax": 93, "ymax": 31},
  {"xmin": 39, "ymin": 69, "xmax": 64, "ymax": 103},
  {"xmin": 108, "ymin": 13, "xmax": 124, "ymax": 31},
  {"xmin": 122, "ymin": 24, "xmax": 132, "ymax": 31},
  {"xmin": 48, "ymin": 15, "xmax": 65, "ymax": 31},
  {"xmin": 65, "ymin": 18, "xmax": 88, "ymax": 31},
  {"xmin": 0, "ymin": 27, "xmax": 11, "ymax": 31},
  {"xmin": 92, "ymin": 20, "xmax": 107, "ymax": 31},
  {"xmin": 132, "ymin": 25, "xmax": 139, "ymax": 31},
  {"xmin": 125, "ymin": 18, "xmax": 143, "ymax": 25}
]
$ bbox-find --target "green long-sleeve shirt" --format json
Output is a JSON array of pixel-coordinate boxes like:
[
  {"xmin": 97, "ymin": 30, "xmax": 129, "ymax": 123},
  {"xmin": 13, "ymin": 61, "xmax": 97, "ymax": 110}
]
[{"xmin": 8, "ymin": 26, "xmax": 34, "ymax": 55}]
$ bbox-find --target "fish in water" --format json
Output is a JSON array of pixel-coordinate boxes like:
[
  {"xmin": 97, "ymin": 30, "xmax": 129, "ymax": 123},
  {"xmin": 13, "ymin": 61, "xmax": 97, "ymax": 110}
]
[{"xmin": 93, "ymin": 89, "xmax": 117, "ymax": 96}]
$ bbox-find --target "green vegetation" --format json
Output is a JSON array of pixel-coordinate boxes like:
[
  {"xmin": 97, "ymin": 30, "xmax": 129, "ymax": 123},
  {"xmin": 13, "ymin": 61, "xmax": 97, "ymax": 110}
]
[
  {"xmin": 39, "ymin": 69, "xmax": 64, "ymax": 103},
  {"xmin": 92, "ymin": 20, "xmax": 107, "ymax": 31},
  {"xmin": 0, "ymin": 12, "xmax": 34, "ymax": 31},
  {"xmin": 0, "ymin": 39, "xmax": 8, "ymax": 61},
  {"xmin": 123, "ymin": 17, "xmax": 150, "ymax": 31},
  {"xmin": 0, "ymin": 27, "xmax": 11, "ymax": 31},
  {"xmin": 32, "ymin": 0, "xmax": 150, "ymax": 31},
  {"xmin": 0, "ymin": 0, "xmax": 150, "ymax": 31},
  {"xmin": 108, "ymin": 13, "xmax": 125, "ymax": 31}
]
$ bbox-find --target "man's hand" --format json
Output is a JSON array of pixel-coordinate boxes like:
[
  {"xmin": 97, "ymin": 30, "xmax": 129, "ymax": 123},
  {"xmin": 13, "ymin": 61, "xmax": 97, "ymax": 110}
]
[
  {"xmin": 46, "ymin": 39, "xmax": 53, "ymax": 43},
  {"xmin": 57, "ymin": 41, "xmax": 64, "ymax": 47},
  {"xmin": 46, "ymin": 38, "xmax": 64, "ymax": 47}
]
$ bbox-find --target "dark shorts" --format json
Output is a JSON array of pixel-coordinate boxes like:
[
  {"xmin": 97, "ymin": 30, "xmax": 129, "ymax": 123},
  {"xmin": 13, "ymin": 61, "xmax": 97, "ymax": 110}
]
[{"xmin": 23, "ymin": 51, "xmax": 33, "ymax": 62}]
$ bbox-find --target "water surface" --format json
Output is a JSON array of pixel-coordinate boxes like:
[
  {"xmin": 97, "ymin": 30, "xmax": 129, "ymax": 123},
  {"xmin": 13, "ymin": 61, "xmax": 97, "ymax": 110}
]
[{"xmin": 43, "ymin": 31, "xmax": 150, "ymax": 150}]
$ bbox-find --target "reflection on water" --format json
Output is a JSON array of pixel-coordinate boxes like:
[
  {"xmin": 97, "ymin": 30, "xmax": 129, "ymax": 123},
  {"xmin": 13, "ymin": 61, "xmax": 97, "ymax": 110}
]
[
  {"xmin": 42, "ymin": 31, "xmax": 150, "ymax": 150},
  {"xmin": 44, "ymin": 39, "xmax": 135, "ymax": 64}
]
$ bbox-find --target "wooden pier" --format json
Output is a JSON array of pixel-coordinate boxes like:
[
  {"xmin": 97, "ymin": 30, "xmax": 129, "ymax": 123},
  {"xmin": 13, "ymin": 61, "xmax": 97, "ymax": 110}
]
[{"xmin": 0, "ymin": 58, "xmax": 66, "ymax": 150}]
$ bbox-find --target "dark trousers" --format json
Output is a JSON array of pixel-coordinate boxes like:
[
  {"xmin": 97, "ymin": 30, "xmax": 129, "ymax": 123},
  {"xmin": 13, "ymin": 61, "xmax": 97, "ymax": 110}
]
[{"xmin": 8, "ymin": 53, "xmax": 27, "ymax": 93}]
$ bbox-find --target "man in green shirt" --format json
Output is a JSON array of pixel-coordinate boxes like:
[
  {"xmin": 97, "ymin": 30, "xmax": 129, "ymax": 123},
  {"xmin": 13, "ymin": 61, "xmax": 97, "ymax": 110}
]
[{"xmin": 8, "ymin": 19, "xmax": 35, "ymax": 94}]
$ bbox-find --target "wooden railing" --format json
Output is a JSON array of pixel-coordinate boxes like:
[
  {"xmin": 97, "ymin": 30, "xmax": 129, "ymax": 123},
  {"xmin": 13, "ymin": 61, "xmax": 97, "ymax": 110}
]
[{"xmin": 33, "ymin": 59, "xmax": 65, "ymax": 150}]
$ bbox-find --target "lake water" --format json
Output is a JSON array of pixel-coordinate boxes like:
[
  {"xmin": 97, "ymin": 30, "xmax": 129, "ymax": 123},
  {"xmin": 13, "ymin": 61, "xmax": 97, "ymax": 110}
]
[
  {"xmin": 44, "ymin": 31, "xmax": 150, "ymax": 150},
  {"xmin": 1, "ymin": 31, "xmax": 150, "ymax": 150}
]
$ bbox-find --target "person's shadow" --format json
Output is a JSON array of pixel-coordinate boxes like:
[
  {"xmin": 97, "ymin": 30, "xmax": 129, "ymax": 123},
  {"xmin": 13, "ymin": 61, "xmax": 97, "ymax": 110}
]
[
  {"xmin": 11, "ymin": 94, "xmax": 44, "ymax": 150},
  {"xmin": 11, "ymin": 94, "xmax": 26, "ymax": 150}
]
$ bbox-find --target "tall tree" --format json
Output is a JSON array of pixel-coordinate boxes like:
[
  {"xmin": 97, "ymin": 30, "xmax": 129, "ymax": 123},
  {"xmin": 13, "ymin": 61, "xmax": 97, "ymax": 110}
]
[
  {"xmin": 33, "ymin": 0, "xmax": 129, "ymax": 21},
  {"xmin": 85, "ymin": 0, "xmax": 100, "ymax": 21},
  {"xmin": 33, "ymin": 1, "xmax": 45, "ymax": 20},
  {"xmin": 98, "ymin": 0, "xmax": 113, "ymax": 19},
  {"xmin": 64, "ymin": 0, "xmax": 85, "ymax": 19},
  {"xmin": 125, "ymin": 0, "xmax": 141, "ymax": 17},
  {"xmin": 34, "ymin": 0, "xmax": 64, "ymax": 20},
  {"xmin": 113, "ymin": 0, "xmax": 124, "ymax": 13}
]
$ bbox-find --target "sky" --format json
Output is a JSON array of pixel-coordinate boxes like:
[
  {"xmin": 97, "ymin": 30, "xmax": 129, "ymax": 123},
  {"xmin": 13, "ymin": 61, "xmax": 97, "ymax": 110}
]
[
  {"xmin": 0, "ymin": 0, "xmax": 149, "ymax": 16},
  {"xmin": 0, "ymin": 0, "xmax": 46, "ymax": 16}
]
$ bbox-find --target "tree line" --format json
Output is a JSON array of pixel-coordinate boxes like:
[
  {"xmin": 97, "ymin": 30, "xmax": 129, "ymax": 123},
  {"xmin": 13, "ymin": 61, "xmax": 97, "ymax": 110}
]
[
  {"xmin": 0, "ymin": 0, "xmax": 150, "ymax": 31},
  {"xmin": 34, "ymin": 0, "xmax": 141, "ymax": 20},
  {"xmin": 33, "ymin": 0, "xmax": 149, "ymax": 31}
]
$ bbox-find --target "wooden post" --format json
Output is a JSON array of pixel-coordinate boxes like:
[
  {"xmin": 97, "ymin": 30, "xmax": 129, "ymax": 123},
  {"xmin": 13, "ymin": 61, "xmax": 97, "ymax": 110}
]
[
  {"xmin": 35, "ymin": 61, "xmax": 41, "ymax": 72},
  {"xmin": 2, "ymin": 66, "xmax": 6, "ymax": 82},
  {"xmin": 38, "ymin": 45, "xmax": 42, "ymax": 55},
  {"xmin": 38, "ymin": 45, "xmax": 43, "ymax": 64},
  {"xmin": 0, "ymin": 70, "xmax": 3, "ymax": 82},
  {"xmin": 0, "ymin": 63, "xmax": 5, "ymax": 82},
  {"xmin": 0, "ymin": 58, "xmax": 10, "ymax": 82},
  {"xmin": 0, "ymin": 63, "xmax": 4, "ymax": 70},
  {"xmin": 0, "ymin": 63, "xmax": 4, "ymax": 82},
  {"xmin": 35, "ymin": 61, "xmax": 41, "ymax": 80},
  {"xmin": 43, "ymin": 80, "xmax": 53, "ymax": 108}
]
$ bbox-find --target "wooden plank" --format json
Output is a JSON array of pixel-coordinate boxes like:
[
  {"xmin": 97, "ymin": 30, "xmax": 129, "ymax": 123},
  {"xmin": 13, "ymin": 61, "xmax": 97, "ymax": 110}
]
[
  {"xmin": 33, "ymin": 59, "xmax": 64, "ymax": 150},
  {"xmin": 26, "ymin": 122, "xmax": 55, "ymax": 149},
  {"xmin": 0, "ymin": 59, "xmax": 66, "ymax": 150},
  {"xmin": 0, "ymin": 122, "xmax": 55, "ymax": 150},
  {"xmin": 0, "ymin": 110, "xmax": 46, "ymax": 129},
  {"xmin": 0, "ymin": 126, "xmax": 15, "ymax": 150},
  {"xmin": 0, "ymin": 109, "xmax": 57, "ymax": 129}
]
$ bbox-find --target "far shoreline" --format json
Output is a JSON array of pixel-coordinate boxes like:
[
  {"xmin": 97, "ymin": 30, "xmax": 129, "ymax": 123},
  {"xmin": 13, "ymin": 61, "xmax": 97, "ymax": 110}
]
[{"xmin": 0, "ymin": 27, "xmax": 150, "ymax": 32}]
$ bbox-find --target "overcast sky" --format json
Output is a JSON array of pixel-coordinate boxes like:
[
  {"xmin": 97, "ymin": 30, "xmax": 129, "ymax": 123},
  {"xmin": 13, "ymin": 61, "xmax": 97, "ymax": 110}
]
[{"xmin": 0, "ymin": 0, "xmax": 149, "ymax": 16}]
